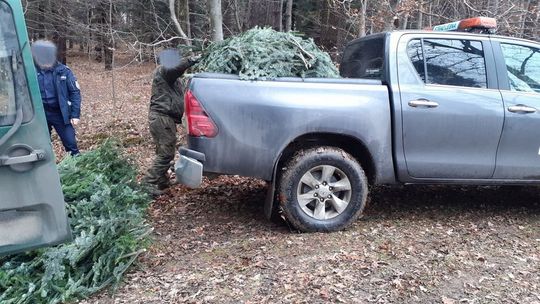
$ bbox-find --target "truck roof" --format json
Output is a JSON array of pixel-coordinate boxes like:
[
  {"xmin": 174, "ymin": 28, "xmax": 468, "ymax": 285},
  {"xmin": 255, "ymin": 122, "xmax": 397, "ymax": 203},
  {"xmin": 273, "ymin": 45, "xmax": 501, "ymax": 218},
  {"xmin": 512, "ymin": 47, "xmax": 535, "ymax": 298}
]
[{"xmin": 348, "ymin": 30, "xmax": 540, "ymax": 46}]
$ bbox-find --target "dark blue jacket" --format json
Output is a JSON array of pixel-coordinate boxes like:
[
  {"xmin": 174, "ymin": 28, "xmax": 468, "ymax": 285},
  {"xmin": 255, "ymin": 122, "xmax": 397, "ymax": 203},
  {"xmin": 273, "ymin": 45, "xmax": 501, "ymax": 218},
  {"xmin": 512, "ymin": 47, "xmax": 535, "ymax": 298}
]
[{"xmin": 37, "ymin": 63, "xmax": 81, "ymax": 125}]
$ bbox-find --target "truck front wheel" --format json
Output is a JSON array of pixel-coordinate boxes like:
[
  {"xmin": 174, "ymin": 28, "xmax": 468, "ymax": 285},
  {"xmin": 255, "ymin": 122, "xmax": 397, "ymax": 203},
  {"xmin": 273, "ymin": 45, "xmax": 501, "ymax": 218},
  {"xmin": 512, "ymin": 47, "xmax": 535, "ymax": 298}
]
[{"xmin": 278, "ymin": 147, "xmax": 368, "ymax": 232}]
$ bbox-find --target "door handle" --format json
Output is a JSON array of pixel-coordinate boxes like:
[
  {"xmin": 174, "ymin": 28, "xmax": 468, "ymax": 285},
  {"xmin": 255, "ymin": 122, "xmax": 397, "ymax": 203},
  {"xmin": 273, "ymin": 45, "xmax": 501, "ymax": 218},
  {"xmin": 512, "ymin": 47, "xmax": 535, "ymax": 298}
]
[
  {"xmin": 508, "ymin": 105, "xmax": 537, "ymax": 114},
  {"xmin": 0, "ymin": 150, "xmax": 46, "ymax": 166},
  {"xmin": 408, "ymin": 99, "xmax": 439, "ymax": 108}
]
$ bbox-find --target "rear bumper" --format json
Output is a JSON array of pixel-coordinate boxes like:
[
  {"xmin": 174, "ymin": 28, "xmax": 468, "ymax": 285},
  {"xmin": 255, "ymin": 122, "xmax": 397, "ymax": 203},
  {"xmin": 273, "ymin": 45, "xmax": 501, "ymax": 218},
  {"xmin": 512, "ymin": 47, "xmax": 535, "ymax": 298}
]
[{"xmin": 174, "ymin": 148, "xmax": 206, "ymax": 188}]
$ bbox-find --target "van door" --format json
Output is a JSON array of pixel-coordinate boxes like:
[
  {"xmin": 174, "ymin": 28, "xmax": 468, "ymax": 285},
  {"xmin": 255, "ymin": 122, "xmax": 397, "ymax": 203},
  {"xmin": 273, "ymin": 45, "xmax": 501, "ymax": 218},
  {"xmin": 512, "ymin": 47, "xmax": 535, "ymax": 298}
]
[
  {"xmin": 397, "ymin": 34, "xmax": 505, "ymax": 179},
  {"xmin": 0, "ymin": 0, "xmax": 70, "ymax": 256}
]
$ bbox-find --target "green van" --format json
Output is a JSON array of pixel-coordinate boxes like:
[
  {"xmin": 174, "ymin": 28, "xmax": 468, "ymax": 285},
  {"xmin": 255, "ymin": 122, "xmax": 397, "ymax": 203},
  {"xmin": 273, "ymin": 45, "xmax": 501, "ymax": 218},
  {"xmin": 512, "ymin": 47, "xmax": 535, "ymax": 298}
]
[{"xmin": 0, "ymin": 0, "xmax": 70, "ymax": 256}]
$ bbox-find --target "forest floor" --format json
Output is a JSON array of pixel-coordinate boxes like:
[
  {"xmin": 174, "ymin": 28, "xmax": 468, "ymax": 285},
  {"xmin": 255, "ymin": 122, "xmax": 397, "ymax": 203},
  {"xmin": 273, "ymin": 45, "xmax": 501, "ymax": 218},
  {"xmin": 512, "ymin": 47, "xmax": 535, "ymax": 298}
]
[{"xmin": 61, "ymin": 56, "xmax": 540, "ymax": 304}]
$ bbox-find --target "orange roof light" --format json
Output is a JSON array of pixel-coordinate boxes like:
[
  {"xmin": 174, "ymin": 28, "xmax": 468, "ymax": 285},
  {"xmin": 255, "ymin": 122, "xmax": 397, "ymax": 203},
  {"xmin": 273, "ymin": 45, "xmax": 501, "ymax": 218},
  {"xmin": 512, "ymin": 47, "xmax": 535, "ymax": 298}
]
[
  {"xmin": 458, "ymin": 17, "xmax": 497, "ymax": 30},
  {"xmin": 431, "ymin": 17, "xmax": 497, "ymax": 34}
]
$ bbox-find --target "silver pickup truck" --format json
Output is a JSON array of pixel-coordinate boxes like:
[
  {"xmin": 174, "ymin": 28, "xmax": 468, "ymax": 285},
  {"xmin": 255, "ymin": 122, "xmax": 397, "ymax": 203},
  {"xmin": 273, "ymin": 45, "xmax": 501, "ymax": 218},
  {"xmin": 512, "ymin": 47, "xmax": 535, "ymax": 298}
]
[{"xmin": 176, "ymin": 30, "xmax": 540, "ymax": 232}]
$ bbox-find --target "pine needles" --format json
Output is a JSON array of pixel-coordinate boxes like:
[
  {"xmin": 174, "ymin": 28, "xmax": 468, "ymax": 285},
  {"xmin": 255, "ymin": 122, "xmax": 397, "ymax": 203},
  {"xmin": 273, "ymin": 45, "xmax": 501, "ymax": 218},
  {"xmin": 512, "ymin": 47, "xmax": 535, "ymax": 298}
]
[
  {"xmin": 195, "ymin": 27, "xmax": 340, "ymax": 80},
  {"xmin": 0, "ymin": 141, "xmax": 151, "ymax": 304}
]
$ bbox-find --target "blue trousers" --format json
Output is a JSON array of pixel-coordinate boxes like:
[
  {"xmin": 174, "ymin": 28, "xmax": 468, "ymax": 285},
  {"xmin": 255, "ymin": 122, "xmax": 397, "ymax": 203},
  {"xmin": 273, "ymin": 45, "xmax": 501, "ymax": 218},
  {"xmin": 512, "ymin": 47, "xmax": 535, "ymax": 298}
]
[{"xmin": 45, "ymin": 110, "xmax": 80, "ymax": 156}]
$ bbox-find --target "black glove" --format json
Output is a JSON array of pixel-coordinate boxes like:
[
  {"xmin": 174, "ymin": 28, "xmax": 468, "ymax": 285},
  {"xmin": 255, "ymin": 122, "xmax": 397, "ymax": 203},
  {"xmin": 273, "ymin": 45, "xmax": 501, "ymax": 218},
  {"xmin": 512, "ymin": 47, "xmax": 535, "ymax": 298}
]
[{"xmin": 188, "ymin": 55, "xmax": 202, "ymax": 64}]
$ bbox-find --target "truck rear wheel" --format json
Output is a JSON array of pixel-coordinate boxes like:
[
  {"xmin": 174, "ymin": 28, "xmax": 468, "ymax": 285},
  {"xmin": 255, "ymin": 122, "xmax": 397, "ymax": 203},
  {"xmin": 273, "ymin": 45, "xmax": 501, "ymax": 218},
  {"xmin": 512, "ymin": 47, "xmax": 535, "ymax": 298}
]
[{"xmin": 278, "ymin": 147, "xmax": 368, "ymax": 232}]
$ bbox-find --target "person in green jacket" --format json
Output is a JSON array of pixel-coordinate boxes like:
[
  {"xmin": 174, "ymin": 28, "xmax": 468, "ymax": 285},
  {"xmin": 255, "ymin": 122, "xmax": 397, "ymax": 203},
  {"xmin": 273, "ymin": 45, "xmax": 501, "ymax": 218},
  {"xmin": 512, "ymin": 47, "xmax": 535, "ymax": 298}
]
[{"xmin": 144, "ymin": 51, "xmax": 198, "ymax": 195}]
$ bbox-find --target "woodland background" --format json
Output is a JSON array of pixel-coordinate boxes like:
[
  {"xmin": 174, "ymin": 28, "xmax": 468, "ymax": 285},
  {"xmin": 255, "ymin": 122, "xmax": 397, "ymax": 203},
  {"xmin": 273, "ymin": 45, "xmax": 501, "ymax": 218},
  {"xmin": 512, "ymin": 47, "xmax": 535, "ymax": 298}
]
[{"xmin": 22, "ymin": 0, "xmax": 540, "ymax": 68}]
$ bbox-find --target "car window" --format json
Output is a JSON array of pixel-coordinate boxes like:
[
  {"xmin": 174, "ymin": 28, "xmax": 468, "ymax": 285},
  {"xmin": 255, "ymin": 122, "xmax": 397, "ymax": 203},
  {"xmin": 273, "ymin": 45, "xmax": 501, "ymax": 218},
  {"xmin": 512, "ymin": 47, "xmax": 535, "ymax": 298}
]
[
  {"xmin": 500, "ymin": 43, "xmax": 540, "ymax": 93},
  {"xmin": 407, "ymin": 39, "xmax": 426, "ymax": 82},
  {"xmin": 407, "ymin": 38, "xmax": 487, "ymax": 88},
  {"xmin": 0, "ymin": 1, "xmax": 32, "ymax": 126},
  {"xmin": 341, "ymin": 34, "xmax": 385, "ymax": 80}
]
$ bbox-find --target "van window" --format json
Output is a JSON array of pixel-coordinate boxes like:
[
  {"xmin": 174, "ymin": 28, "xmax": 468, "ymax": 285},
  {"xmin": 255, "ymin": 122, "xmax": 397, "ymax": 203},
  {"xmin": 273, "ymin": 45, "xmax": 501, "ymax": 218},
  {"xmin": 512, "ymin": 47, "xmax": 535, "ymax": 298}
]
[
  {"xmin": 0, "ymin": 53, "xmax": 15, "ymax": 123},
  {"xmin": 0, "ymin": 1, "xmax": 32, "ymax": 126},
  {"xmin": 500, "ymin": 43, "xmax": 540, "ymax": 93},
  {"xmin": 408, "ymin": 38, "xmax": 487, "ymax": 88}
]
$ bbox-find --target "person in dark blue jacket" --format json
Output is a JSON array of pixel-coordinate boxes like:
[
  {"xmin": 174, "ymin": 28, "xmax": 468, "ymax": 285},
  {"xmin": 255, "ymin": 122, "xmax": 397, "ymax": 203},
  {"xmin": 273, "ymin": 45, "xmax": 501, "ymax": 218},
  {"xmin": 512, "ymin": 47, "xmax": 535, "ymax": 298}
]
[{"xmin": 32, "ymin": 40, "xmax": 81, "ymax": 156}]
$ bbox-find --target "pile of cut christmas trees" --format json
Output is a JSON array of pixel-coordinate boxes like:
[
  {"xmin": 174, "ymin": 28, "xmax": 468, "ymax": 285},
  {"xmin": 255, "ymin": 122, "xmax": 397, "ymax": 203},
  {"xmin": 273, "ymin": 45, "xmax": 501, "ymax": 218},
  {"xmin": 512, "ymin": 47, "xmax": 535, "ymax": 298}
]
[
  {"xmin": 0, "ymin": 141, "xmax": 152, "ymax": 304},
  {"xmin": 195, "ymin": 27, "xmax": 340, "ymax": 80}
]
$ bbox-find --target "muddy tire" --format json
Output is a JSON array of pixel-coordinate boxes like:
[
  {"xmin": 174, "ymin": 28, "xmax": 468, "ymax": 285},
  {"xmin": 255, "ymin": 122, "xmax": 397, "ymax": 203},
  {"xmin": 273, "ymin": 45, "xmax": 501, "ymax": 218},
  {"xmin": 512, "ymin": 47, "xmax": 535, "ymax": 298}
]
[{"xmin": 278, "ymin": 147, "xmax": 368, "ymax": 232}]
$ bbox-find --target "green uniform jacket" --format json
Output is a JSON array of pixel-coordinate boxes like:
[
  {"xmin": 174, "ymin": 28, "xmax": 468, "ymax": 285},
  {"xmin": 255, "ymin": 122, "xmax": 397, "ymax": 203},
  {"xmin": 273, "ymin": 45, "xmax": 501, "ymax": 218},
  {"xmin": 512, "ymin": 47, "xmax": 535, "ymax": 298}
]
[{"xmin": 149, "ymin": 58, "xmax": 195, "ymax": 124}]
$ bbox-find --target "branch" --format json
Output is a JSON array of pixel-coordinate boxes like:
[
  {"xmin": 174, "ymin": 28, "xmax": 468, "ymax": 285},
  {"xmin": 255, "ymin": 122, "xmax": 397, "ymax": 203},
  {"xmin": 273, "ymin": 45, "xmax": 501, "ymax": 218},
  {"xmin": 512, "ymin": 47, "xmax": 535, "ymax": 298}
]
[{"xmin": 133, "ymin": 36, "xmax": 197, "ymax": 47}]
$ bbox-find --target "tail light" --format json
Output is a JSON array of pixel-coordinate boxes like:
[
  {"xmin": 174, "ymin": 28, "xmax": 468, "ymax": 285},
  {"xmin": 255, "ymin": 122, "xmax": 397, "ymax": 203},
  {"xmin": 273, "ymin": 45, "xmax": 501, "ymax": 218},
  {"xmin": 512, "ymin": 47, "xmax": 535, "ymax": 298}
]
[{"xmin": 185, "ymin": 90, "xmax": 218, "ymax": 137}]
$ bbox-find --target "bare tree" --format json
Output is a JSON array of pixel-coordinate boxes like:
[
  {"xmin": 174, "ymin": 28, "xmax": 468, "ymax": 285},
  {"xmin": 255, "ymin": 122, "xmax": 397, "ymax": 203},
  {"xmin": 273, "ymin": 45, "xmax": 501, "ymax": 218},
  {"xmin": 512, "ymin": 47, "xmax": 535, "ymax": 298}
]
[
  {"xmin": 285, "ymin": 0, "xmax": 293, "ymax": 31},
  {"xmin": 278, "ymin": 0, "xmax": 284, "ymax": 31},
  {"xmin": 358, "ymin": 0, "xmax": 368, "ymax": 37},
  {"xmin": 169, "ymin": 0, "xmax": 191, "ymax": 45},
  {"xmin": 208, "ymin": 0, "xmax": 224, "ymax": 41}
]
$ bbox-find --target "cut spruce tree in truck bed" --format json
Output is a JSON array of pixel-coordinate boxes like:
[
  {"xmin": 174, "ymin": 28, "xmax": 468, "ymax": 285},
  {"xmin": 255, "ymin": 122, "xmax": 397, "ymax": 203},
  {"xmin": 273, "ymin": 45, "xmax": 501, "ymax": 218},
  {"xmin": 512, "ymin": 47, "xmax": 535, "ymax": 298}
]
[{"xmin": 195, "ymin": 27, "xmax": 340, "ymax": 80}]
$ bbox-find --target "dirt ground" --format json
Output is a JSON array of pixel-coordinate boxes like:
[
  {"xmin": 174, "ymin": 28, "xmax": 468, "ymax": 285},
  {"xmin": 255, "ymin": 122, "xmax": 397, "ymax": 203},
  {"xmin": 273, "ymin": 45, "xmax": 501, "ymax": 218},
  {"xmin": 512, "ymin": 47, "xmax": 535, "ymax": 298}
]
[{"xmin": 63, "ymin": 57, "xmax": 540, "ymax": 304}]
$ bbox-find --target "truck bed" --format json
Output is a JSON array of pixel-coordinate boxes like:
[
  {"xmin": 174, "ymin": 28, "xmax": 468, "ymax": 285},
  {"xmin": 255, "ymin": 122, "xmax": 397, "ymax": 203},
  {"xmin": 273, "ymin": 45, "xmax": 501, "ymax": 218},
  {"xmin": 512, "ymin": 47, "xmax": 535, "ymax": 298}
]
[{"xmin": 187, "ymin": 73, "xmax": 395, "ymax": 183}]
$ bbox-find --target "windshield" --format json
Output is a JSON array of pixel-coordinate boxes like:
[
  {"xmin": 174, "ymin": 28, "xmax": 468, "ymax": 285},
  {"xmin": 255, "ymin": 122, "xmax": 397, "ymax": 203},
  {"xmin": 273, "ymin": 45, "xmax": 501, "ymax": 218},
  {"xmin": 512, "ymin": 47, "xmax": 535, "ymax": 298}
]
[{"xmin": 0, "ymin": 1, "xmax": 32, "ymax": 126}]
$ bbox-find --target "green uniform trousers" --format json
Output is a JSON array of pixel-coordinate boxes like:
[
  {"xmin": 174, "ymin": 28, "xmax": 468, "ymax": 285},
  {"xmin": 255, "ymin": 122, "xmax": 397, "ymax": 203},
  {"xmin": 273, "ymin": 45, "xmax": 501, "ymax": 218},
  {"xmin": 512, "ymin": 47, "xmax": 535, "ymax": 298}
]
[{"xmin": 144, "ymin": 111, "xmax": 177, "ymax": 187}]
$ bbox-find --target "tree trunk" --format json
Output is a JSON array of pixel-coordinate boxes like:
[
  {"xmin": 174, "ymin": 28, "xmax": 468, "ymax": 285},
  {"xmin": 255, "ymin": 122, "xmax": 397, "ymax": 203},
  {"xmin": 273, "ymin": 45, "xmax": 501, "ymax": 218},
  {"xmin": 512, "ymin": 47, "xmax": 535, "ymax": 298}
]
[
  {"xmin": 53, "ymin": 33, "xmax": 67, "ymax": 64},
  {"xmin": 417, "ymin": 0, "xmax": 423, "ymax": 29},
  {"xmin": 245, "ymin": 0, "xmax": 252, "ymax": 29},
  {"xmin": 208, "ymin": 0, "xmax": 224, "ymax": 41},
  {"xmin": 108, "ymin": 0, "xmax": 116, "ymax": 107},
  {"xmin": 489, "ymin": 0, "xmax": 499, "ymax": 16},
  {"xmin": 520, "ymin": 0, "xmax": 532, "ymax": 38},
  {"xmin": 285, "ymin": 0, "xmax": 293, "ymax": 31},
  {"xmin": 401, "ymin": 14, "xmax": 409, "ymax": 30},
  {"xmin": 179, "ymin": 0, "xmax": 192, "ymax": 42},
  {"xmin": 278, "ymin": 0, "xmax": 284, "ymax": 31},
  {"xmin": 358, "ymin": 0, "xmax": 367, "ymax": 37},
  {"xmin": 232, "ymin": 0, "xmax": 243, "ymax": 32},
  {"xmin": 428, "ymin": 0, "xmax": 433, "ymax": 27},
  {"xmin": 535, "ymin": 1, "xmax": 540, "ymax": 40},
  {"xmin": 96, "ymin": 1, "xmax": 113, "ymax": 70},
  {"xmin": 169, "ymin": 0, "xmax": 191, "ymax": 45},
  {"xmin": 51, "ymin": 2, "xmax": 67, "ymax": 64},
  {"xmin": 87, "ymin": 5, "xmax": 92, "ymax": 57},
  {"xmin": 103, "ymin": 36, "xmax": 113, "ymax": 70}
]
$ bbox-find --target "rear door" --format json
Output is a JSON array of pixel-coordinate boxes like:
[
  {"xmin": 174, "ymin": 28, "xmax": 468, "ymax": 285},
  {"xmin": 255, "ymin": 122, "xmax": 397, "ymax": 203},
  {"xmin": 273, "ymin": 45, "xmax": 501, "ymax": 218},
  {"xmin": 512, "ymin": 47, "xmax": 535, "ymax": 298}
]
[
  {"xmin": 397, "ymin": 34, "xmax": 505, "ymax": 179},
  {"xmin": 492, "ymin": 39, "xmax": 540, "ymax": 179},
  {"xmin": 0, "ymin": 0, "xmax": 70, "ymax": 256}
]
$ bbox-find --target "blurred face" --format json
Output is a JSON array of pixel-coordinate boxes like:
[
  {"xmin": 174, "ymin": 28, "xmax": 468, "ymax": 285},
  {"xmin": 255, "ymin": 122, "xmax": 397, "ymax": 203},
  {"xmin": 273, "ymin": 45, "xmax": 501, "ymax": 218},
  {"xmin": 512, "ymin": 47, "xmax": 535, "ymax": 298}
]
[
  {"xmin": 31, "ymin": 40, "xmax": 57, "ymax": 69},
  {"xmin": 159, "ymin": 49, "xmax": 182, "ymax": 69}
]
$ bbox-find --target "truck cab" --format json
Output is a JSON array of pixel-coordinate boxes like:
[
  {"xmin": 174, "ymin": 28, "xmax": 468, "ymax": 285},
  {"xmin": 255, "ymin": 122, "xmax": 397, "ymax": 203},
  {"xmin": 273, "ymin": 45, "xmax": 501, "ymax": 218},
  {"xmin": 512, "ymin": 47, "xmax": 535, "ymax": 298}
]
[
  {"xmin": 0, "ymin": 0, "xmax": 70, "ymax": 256},
  {"xmin": 388, "ymin": 30, "xmax": 540, "ymax": 182}
]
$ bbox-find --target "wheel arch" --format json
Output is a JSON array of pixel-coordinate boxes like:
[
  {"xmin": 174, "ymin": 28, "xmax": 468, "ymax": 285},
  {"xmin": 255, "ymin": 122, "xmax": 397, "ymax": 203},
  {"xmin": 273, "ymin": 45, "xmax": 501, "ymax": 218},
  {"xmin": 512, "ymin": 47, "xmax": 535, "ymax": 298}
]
[
  {"xmin": 264, "ymin": 132, "xmax": 376, "ymax": 220},
  {"xmin": 276, "ymin": 133, "xmax": 376, "ymax": 184}
]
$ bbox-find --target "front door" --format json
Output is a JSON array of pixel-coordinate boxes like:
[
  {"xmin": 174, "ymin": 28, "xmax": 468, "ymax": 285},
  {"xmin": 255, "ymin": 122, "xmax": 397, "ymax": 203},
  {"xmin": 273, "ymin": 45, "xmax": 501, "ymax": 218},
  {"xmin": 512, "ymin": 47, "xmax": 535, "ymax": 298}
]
[
  {"xmin": 0, "ymin": 0, "xmax": 70, "ymax": 256},
  {"xmin": 493, "ymin": 41, "xmax": 540, "ymax": 179},
  {"xmin": 397, "ymin": 35, "xmax": 505, "ymax": 179}
]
